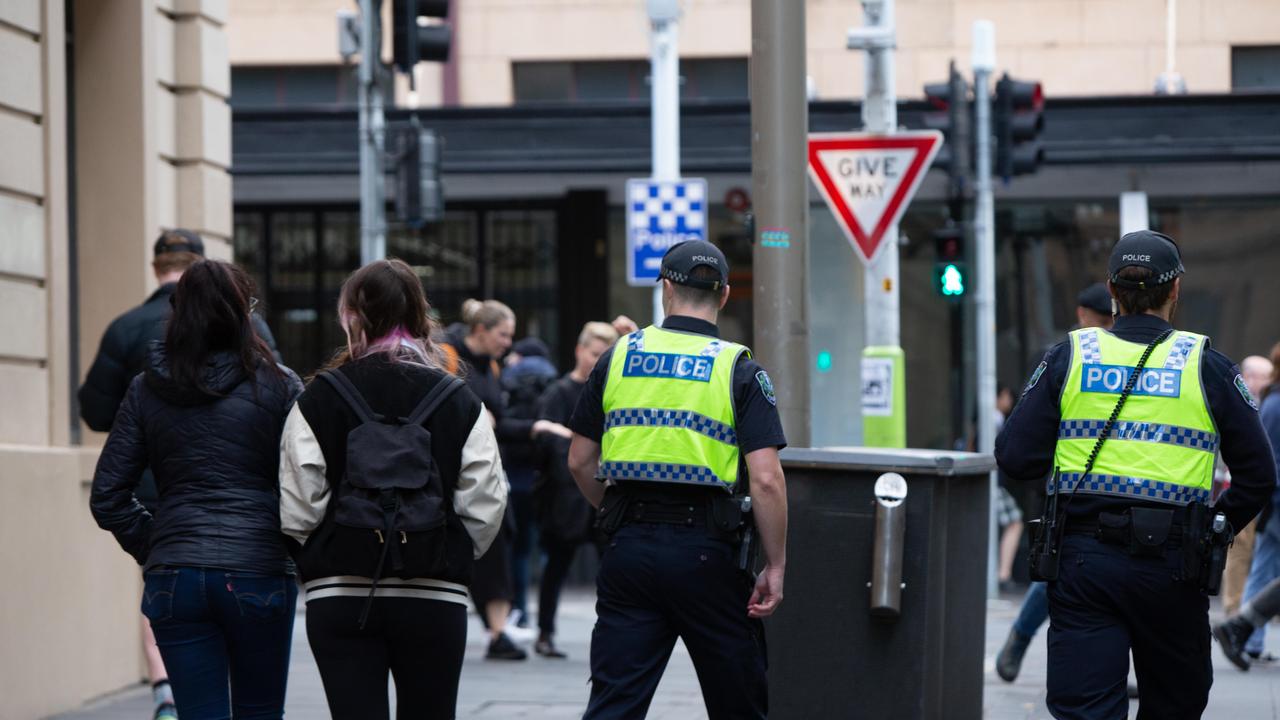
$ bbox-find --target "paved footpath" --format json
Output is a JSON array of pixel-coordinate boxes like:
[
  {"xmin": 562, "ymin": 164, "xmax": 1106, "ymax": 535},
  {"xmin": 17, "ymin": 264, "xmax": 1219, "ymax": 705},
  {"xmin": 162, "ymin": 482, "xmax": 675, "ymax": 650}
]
[{"xmin": 53, "ymin": 587, "xmax": 1280, "ymax": 719}]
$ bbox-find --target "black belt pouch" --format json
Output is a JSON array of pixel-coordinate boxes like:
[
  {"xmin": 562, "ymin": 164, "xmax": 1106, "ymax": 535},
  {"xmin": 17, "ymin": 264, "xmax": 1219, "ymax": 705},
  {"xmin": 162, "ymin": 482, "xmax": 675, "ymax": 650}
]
[{"xmin": 1128, "ymin": 507, "xmax": 1174, "ymax": 557}]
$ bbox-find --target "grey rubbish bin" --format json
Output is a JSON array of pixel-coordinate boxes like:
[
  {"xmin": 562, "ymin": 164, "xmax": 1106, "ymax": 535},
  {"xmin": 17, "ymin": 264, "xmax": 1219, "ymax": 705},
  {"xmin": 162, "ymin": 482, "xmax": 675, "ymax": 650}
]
[{"xmin": 766, "ymin": 447, "xmax": 995, "ymax": 719}]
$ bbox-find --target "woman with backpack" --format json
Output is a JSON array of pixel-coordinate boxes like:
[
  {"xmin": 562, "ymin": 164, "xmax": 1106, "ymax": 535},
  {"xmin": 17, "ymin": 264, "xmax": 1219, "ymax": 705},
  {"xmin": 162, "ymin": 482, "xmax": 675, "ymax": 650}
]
[
  {"xmin": 91, "ymin": 260, "xmax": 303, "ymax": 720},
  {"xmin": 439, "ymin": 300, "xmax": 571, "ymax": 660},
  {"xmin": 280, "ymin": 259, "xmax": 508, "ymax": 719}
]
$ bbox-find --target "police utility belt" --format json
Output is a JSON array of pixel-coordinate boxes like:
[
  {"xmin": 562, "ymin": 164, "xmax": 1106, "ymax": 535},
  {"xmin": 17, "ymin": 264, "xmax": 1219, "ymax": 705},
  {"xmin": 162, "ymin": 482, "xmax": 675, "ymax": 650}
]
[{"xmin": 596, "ymin": 484, "xmax": 757, "ymax": 570}]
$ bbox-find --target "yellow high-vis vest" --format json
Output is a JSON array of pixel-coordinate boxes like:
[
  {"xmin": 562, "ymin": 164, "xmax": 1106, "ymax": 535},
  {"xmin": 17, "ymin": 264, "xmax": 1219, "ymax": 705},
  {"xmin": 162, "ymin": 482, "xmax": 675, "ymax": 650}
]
[
  {"xmin": 1052, "ymin": 327, "xmax": 1217, "ymax": 506},
  {"xmin": 599, "ymin": 326, "xmax": 748, "ymax": 491}
]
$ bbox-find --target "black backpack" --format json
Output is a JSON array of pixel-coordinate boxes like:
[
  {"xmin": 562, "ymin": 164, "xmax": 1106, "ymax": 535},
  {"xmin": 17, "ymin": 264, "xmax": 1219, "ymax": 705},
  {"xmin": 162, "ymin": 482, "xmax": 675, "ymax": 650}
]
[{"xmin": 318, "ymin": 370, "xmax": 464, "ymax": 626}]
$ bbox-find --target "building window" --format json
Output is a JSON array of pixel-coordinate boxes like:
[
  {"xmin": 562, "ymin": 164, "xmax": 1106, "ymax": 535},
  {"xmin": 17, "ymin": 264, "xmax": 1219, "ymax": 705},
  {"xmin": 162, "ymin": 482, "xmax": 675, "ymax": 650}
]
[
  {"xmin": 230, "ymin": 66, "xmax": 363, "ymax": 109},
  {"xmin": 1231, "ymin": 46, "xmax": 1280, "ymax": 90},
  {"xmin": 512, "ymin": 58, "xmax": 748, "ymax": 103}
]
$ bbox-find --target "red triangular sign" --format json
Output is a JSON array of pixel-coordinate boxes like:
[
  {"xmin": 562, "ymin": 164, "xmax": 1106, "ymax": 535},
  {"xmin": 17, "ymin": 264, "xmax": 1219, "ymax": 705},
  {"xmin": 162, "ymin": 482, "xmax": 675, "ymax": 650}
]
[{"xmin": 807, "ymin": 131, "xmax": 943, "ymax": 264}]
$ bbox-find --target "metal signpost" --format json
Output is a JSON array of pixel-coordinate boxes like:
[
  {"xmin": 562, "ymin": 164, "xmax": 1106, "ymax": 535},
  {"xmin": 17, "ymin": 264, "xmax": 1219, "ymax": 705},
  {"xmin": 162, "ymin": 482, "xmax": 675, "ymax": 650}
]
[
  {"xmin": 806, "ymin": 131, "xmax": 941, "ymax": 447},
  {"xmin": 972, "ymin": 20, "xmax": 999, "ymax": 596},
  {"xmin": 358, "ymin": 0, "xmax": 387, "ymax": 264}
]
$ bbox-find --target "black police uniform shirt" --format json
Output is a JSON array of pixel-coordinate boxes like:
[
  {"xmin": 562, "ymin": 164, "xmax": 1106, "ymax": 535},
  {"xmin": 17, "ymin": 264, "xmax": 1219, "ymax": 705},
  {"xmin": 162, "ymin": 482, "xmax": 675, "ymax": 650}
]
[
  {"xmin": 996, "ymin": 313, "xmax": 1276, "ymax": 532},
  {"xmin": 568, "ymin": 315, "xmax": 788, "ymax": 494}
]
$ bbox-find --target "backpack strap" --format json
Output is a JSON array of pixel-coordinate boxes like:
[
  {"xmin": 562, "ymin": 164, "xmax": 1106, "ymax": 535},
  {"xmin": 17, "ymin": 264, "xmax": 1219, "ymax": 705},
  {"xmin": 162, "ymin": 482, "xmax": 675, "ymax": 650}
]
[
  {"xmin": 318, "ymin": 370, "xmax": 384, "ymax": 424},
  {"xmin": 404, "ymin": 375, "xmax": 466, "ymax": 426}
]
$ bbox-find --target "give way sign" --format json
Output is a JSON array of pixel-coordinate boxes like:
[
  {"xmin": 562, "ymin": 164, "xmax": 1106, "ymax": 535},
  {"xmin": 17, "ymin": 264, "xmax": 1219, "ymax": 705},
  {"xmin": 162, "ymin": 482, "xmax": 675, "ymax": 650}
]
[{"xmin": 807, "ymin": 131, "xmax": 943, "ymax": 264}]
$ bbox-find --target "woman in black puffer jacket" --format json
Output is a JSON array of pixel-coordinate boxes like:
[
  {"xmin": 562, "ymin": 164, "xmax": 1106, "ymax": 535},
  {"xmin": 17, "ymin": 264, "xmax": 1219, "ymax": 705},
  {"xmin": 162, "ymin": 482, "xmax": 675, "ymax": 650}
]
[{"xmin": 91, "ymin": 260, "xmax": 302, "ymax": 720}]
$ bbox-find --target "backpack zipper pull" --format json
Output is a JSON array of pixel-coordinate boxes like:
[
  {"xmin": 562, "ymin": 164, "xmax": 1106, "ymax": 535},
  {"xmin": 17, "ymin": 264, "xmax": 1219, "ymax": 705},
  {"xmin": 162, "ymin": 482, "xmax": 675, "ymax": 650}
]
[
  {"xmin": 400, "ymin": 531, "xmax": 408, "ymax": 544},
  {"xmin": 375, "ymin": 529, "xmax": 384, "ymax": 544}
]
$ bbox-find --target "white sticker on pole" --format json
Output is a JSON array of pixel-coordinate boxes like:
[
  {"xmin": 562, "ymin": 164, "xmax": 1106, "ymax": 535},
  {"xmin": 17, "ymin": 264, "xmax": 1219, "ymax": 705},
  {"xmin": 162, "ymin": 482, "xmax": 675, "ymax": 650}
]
[
  {"xmin": 861, "ymin": 356, "xmax": 894, "ymax": 417},
  {"xmin": 626, "ymin": 178, "xmax": 708, "ymax": 287},
  {"xmin": 806, "ymin": 132, "xmax": 942, "ymax": 264}
]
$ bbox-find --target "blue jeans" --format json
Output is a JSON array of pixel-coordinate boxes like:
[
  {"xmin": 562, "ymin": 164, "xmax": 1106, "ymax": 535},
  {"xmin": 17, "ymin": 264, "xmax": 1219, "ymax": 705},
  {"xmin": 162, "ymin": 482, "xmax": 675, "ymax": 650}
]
[
  {"xmin": 142, "ymin": 567, "xmax": 297, "ymax": 720},
  {"xmin": 1012, "ymin": 581, "xmax": 1050, "ymax": 639},
  {"xmin": 1243, "ymin": 511, "xmax": 1280, "ymax": 655}
]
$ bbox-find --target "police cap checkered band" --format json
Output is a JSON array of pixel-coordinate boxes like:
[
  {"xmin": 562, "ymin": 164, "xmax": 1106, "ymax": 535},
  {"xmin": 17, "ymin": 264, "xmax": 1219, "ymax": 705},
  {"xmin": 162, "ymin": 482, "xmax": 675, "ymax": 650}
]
[
  {"xmin": 1108, "ymin": 230, "xmax": 1184, "ymax": 289},
  {"xmin": 659, "ymin": 240, "xmax": 729, "ymax": 291},
  {"xmin": 154, "ymin": 229, "xmax": 205, "ymax": 258}
]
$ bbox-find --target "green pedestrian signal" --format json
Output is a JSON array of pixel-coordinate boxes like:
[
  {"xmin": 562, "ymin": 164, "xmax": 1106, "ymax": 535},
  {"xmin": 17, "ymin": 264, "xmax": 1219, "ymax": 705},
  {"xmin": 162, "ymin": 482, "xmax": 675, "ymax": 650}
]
[
  {"xmin": 816, "ymin": 350, "xmax": 833, "ymax": 373},
  {"xmin": 940, "ymin": 263, "xmax": 965, "ymax": 296}
]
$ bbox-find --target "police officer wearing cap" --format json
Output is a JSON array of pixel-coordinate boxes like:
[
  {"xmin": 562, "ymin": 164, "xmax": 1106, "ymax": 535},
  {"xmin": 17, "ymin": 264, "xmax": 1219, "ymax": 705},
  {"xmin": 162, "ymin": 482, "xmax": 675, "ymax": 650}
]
[
  {"xmin": 567, "ymin": 240, "xmax": 788, "ymax": 719},
  {"xmin": 997, "ymin": 230, "xmax": 1276, "ymax": 718}
]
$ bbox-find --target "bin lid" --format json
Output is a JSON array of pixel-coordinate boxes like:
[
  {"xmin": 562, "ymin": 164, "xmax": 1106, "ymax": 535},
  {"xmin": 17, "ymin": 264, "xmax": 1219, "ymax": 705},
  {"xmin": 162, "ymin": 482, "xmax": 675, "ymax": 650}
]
[{"xmin": 780, "ymin": 446, "xmax": 996, "ymax": 477}]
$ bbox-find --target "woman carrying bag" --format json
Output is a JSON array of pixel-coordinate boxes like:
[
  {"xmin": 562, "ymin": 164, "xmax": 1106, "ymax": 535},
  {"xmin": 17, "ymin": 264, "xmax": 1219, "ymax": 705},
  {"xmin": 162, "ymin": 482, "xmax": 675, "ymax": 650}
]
[
  {"xmin": 280, "ymin": 259, "xmax": 507, "ymax": 720},
  {"xmin": 91, "ymin": 260, "xmax": 303, "ymax": 719}
]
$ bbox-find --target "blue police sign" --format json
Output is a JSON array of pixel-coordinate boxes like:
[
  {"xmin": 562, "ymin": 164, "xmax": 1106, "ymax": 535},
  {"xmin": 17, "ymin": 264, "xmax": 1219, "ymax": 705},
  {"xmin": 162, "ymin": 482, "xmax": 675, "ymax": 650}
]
[{"xmin": 626, "ymin": 178, "xmax": 708, "ymax": 286}]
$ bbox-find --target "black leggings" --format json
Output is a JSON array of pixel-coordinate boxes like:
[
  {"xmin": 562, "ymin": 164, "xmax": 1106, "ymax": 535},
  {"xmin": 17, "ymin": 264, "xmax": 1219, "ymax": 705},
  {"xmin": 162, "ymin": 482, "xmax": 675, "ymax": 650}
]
[{"xmin": 306, "ymin": 596, "xmax": 467, "ymax": 720}]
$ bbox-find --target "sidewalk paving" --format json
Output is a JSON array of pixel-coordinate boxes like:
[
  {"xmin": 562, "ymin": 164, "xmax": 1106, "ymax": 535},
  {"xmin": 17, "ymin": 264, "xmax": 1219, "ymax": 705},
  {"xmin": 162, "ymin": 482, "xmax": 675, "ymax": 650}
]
[{"xmin": 53, "ymin": 587, "xmax": 1279, "ymax": 719}]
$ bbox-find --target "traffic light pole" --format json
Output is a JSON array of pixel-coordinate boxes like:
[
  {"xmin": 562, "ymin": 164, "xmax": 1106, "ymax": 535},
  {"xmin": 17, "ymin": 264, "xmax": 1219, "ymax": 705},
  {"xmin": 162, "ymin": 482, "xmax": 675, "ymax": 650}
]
[
  {"xmin": 972, "ymin": 21, "xmax": 999, "ymax": 598},
  {"xmin": 647, "ymin": 0, "xmax": 680, "ymax": 326},
  {"xmin": 750, "ymin": 0, "xmax": 810, "ymax": 447},
  {"xmin": 359, "ymin": 0, "xmax": 387, "ymax": 264}
]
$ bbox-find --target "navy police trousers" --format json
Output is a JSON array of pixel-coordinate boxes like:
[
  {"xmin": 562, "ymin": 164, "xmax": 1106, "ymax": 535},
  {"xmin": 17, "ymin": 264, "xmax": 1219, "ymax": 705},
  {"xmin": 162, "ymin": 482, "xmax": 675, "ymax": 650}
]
[
  {"xmin": 1047, "ymin": 534, "xmax": 1212, "ymax": 720},
  {"xmin": 584, "ymin": 523, "xmax": 768, "ymax": 720}
]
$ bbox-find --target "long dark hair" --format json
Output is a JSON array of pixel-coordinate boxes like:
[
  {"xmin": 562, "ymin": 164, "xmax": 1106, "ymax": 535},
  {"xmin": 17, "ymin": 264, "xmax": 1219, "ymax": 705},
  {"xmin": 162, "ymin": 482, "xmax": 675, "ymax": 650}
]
[
  {"xmin": 322, "ymin": 258, "xmax": 444, "ymax": 372},
  {"xmin": 165, "ymin": 259, "xmax": 276, "ymax": 393}
]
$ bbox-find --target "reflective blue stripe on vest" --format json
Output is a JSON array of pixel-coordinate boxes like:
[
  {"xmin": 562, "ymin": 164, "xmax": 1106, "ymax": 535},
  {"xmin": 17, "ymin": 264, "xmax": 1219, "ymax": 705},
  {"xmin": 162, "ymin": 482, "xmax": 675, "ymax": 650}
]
[
  {"xmin": 605, "ymin": 408, "xmax": 738, "ymax": 446},
  {"xmin": 1164, "ymin": 334, "xmax": 1197, "ymax": 370},
  {"xmin": 1057, "ymin": 420, "xmax": 1220, "ymax": 453},
  {"xmin": 1048, "ymin": 472, "xmax": 1211, "ymax": 505},
  {"xmin": 628, "ymin": 329, "xmax": 645, "ymax": 352},
  {"xmin": 599, "ymin": 461, "xmax": 725, "ymax": 487},
  {"xmin": 1080, "ymin": 330, "xmax": 1103, "ymax": 365}
]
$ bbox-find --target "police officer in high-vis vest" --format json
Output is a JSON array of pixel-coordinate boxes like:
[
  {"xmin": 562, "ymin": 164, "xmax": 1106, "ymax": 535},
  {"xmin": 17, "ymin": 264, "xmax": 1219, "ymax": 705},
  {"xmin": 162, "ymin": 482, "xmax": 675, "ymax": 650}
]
[
  {"xmin": 567, "ymin": 240, "xmax": 788, "ymax": 719},
  {"xmin": 997, "ymin": 230, "xmax": 1276, "ymax": 719}
]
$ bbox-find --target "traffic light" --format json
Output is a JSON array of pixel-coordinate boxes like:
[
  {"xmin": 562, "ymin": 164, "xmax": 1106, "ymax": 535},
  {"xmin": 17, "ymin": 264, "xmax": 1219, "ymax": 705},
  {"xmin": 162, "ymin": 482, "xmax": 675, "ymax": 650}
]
[
  {"xmin": 993, "ymin": 74, "xmax": 1044, "ymax": 179},
  {"xmin": 394, "ymin": 124, "xmax": 444, "ymax": 227},
  {"xmin": 392, "ymin": 0, "xmax": 451, "ymax": 78},
  {"xmin": 932, "ymin": 225, "xmax": 967, "ymax": 298},
  {"xmin": 922, "ymin": 61, "xmax": 971, "ymax": 184}
]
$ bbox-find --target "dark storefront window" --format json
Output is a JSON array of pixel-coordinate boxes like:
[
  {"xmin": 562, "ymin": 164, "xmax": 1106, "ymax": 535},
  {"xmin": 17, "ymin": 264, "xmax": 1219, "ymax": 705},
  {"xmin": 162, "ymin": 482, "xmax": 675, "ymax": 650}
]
[
  {"xmin": 233, "ymin": 206, "xmax": 559, "ymax": 376},
  {"xmin": 513, "ymin": 58, "xmax": 748, "ymax": 103},
  {"xmin": 230, "ymin": 66, "xmax": 365, "ymax": 108},
  {"xmin": 1232, "ymin": 46, "xmax": 1280, "ymax": 90}
]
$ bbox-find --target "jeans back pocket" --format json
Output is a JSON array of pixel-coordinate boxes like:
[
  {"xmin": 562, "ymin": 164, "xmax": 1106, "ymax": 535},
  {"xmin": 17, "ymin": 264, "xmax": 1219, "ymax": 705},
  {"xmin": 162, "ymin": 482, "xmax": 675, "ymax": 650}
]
[
  {"xmin": 141, "ymin": 569, "xmax": 180, "ymax": 623},
  {"xmin": 225, "ymin": 574, "xmax": 290, "ymax": 621}
]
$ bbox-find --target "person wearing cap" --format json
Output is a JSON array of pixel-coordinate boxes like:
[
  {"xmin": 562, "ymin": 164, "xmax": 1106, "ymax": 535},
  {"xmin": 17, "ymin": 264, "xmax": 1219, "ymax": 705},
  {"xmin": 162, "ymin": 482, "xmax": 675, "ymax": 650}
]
[
  {"xmin": 566, "ymin": 240, "xmax": 788, "ymax": 719},
  {"xmin": 78, "ymin": 230, "xmax": 279, "ymax": 720},
  {"xmin": 996, "ymin": 230, "xmax": 1275, "ymax": 718}
]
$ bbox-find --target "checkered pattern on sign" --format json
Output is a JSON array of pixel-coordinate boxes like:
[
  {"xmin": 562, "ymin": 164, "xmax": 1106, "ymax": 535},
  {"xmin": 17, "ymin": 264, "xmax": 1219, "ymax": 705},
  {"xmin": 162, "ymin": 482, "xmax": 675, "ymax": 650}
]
[
  {"xmin": 1079, "ymin": 330, "xmax": 1102, "ymax": 365},
  {"xmin": 1048, "ymin": 473, "xmax": 1209, "ymax": 505},
  {"xmin": 1163, "ymin": 334, "xmax": 1198, "ymax": 370},
  {"xmin": 606, "ymin": 408, "xmax": 737, "ymax": 446},
  {"xmin": 629, "ymin": 181, "xmax": 706, "ymax": 235},
  {"xmin": 600, "ymin": 461, "xmax": 726, "ymax": 488},
  {"xmin": 1057, "ymin": 420, "xmax": 1219, "ymax": 453}
]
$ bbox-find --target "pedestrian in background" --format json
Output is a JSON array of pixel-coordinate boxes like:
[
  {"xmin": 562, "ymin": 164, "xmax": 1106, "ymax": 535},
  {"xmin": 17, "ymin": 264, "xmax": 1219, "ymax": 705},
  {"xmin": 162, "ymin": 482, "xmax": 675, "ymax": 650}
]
[
  {"xmin": 91, "ymin": 260, "xmax": 301, "ymax": 720},
  {"xmin": 79, "ymin": 230, "xmax": 279, "ymax": 720},
  {"xmin": 567, "ymin": 241, "xmax": 788, "ymax": 719},
  {"xmin": 532, "ymin": 321, "xmax": 619, "ymax": 658},
  {"xmin": 996, "ymin": 231, "xmax": 1275, "ymax": 718},
  {"xmin": 280, "ymin": 259, "xmax": 508, "ymax": 719},
  {"xmin": 997, "ymin": 282, "xmax": 1115, "ymax": 683},
  {"xmin": 440, "ymin": 299, "xmax": 570, "ymax": 660},
  {"xmin": 502, "ymin": 336, "xmax": 560, "ymax": 629},
  {"xmin": 1220, "ymin": 353, "xmax": 1274, "ymax": 619},
  {"xmin": 1232, "ymin": 344, "xmax": 1280, "ymax": 664}
]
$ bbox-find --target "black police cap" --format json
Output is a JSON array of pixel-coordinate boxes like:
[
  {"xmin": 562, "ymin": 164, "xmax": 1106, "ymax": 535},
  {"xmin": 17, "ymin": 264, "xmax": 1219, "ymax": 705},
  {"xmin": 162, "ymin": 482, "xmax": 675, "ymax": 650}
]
[
  {"xmin": 1108, "ymin": 230, "xmax": 1184, "ymax": 289},
  {"xmin": 154, "ymin": 228, "xmax": 206, "ymax": 258},
  {"xmin": 659, "ymin": 240, "xmax": 729, "ymax": 291},
  {"xmin": 1077, "ymin": 282, "xmax": 1112, "ymax": 315}
]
